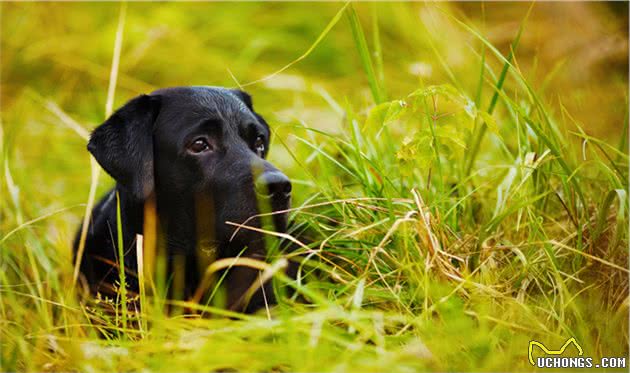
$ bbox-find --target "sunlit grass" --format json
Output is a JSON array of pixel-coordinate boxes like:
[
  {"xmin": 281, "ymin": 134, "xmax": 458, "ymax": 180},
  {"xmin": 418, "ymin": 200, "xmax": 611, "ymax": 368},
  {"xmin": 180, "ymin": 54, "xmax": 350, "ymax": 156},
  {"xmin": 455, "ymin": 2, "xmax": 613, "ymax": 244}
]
[{"xmin": 1, "ymin": 2, "xmax": 628, "ymax": 372}]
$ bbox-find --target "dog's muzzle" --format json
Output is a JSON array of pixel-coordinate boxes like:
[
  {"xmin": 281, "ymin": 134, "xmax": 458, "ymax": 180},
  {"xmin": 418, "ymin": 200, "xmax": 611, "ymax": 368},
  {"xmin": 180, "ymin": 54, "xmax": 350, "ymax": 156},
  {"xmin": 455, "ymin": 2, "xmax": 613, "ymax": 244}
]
[{"xmin": 254, "ymin": 171, "xmax": 292, "ymax": 202}]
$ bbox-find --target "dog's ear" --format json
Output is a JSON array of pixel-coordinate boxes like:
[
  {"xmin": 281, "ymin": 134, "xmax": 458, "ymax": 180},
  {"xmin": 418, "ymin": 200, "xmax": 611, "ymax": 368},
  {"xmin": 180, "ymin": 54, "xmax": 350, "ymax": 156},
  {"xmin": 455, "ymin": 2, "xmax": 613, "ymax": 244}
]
[
  {"xmin": 87, "ymin": 94, "xmax": 161, "ymax": 200},
  {"xmin": 230, "ymin": 88, "xmax": 270, "ymax": 135},
  {"xmin": 229, "ymin": 89, "xmax": 253, "ymax": 111}
]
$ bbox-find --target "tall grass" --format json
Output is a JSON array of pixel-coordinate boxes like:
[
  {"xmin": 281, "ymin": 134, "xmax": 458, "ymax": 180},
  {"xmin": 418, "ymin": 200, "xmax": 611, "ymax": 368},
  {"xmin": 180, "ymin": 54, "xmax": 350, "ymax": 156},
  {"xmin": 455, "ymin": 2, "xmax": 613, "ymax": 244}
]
[{"xmin": 1, "ymin": 2, "xmax": 628, "ymax": 372}]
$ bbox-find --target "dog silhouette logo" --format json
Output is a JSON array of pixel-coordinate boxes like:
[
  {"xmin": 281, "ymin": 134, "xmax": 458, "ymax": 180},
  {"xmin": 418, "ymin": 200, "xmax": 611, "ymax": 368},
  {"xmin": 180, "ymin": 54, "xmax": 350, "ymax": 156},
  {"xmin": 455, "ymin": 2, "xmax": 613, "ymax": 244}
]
[{"xmin": 528, "ymin": 337, "xmax": 584, "ymax": 366}]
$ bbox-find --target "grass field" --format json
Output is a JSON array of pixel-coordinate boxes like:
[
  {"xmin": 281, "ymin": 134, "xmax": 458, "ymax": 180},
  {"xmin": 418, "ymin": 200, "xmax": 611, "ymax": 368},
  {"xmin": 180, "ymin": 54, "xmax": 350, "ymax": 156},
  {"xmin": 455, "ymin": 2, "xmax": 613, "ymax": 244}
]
[{"xmin": 1, "ymin": 2, "xmax": 628, "ymax": 372}]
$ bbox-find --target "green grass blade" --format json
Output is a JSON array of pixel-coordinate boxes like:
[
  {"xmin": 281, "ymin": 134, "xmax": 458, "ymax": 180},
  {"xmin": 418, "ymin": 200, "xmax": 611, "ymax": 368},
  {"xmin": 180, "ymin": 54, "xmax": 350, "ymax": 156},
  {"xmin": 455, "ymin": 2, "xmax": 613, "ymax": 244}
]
[
  {"xmin": 116, "ymin": 191, "xmax": 128, "ymax": 336},
  {"xmin": 240, "ymin": 2, "xmax": 350, "ymax": 88},
  {"xmin": 346, "ymin": 4, "xmax": 385, "ymax": 104},
  {"xmin": 464, "ymin": 3, "xmax": 532, "ymax": 177},
  {"xmin": 371, "ymin": 3, "xmax": 385, "ymax": 92}
]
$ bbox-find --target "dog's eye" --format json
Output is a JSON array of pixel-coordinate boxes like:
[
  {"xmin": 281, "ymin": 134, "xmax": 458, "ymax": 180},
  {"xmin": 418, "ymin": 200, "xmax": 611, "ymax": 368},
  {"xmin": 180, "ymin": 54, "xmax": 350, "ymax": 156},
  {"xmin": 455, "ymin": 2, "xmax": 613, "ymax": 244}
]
[
  {"xmin": 254, "ymin": 136, "xmax": 265, "ymax": 157},
  {"xmin": 189, "ymin": 138, "xmax": 211, "ymax": 153}
]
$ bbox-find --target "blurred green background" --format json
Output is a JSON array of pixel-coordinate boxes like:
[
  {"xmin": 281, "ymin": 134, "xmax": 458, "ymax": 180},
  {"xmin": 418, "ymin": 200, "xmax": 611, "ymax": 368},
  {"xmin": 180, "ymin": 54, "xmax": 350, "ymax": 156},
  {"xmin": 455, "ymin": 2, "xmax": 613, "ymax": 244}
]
[
  {"xmin": 2, "ymin": 2, "xmax": 627, "ymax": 208},
  {"xmin": 1, "ymin": 2, "xmax": 628, "ymax": 372},
  {"xmin": 2, "ymin": 1, "xmax": 627, "ymax": 215}
]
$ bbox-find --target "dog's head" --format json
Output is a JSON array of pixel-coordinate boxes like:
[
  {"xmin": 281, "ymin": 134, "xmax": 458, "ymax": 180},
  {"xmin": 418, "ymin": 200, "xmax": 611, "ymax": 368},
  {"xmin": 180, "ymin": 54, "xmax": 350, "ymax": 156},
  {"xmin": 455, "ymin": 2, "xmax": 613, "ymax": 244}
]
[{"xmin": 87, "ymin": 86, "xmax": 291, "ymax": 250}]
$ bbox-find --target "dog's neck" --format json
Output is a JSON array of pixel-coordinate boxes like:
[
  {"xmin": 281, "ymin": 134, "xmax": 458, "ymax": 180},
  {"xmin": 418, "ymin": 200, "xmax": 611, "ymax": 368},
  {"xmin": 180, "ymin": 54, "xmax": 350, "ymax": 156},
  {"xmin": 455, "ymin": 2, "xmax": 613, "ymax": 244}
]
[
  {"xmin": 115, "ymin": 185, "xmax": 198, "ymax": 255},
  {"xmin": 112, "ymin": 185, "xmax": 146, "ymax": 244},
  {"xmin": 115, "ymin": 185, "xmax": 205, "ymax": 299}
]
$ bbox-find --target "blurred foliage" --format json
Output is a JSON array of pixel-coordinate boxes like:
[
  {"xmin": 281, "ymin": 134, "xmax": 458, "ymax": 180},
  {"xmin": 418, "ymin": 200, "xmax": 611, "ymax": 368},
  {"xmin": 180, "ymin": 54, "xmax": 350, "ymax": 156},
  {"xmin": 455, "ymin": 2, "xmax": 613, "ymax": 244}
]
[
  {"xmin": 1, "ymin": 2, "xmax": 627, "ymax": 209},
  {"xmin": 1, "ymin": 2, "xmax": 628, "ymax": 372}
]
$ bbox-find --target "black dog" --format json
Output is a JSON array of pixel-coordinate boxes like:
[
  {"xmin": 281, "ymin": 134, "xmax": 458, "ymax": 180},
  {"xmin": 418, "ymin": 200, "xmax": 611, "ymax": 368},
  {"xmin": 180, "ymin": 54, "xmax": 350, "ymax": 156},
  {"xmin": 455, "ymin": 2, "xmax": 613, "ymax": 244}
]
[{"xmin": 73, "ymin": 86, "xmax": 292, "ymax": 313}]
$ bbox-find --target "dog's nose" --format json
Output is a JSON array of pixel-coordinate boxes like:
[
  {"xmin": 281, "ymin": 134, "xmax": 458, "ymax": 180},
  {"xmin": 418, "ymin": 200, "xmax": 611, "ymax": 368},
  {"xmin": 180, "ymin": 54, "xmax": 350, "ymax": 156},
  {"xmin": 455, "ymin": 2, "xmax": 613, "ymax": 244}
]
[{"xmin": 255, "ymin": 171, "xmax": 291, "ymax": 199}]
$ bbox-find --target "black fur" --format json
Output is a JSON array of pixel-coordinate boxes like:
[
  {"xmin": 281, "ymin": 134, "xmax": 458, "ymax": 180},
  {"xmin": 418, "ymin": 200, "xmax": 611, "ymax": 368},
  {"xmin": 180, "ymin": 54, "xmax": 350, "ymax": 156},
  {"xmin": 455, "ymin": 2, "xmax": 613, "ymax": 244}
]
[{"xmin": 74, "ymin": 86, "xmax": 293, "ymax": 313}]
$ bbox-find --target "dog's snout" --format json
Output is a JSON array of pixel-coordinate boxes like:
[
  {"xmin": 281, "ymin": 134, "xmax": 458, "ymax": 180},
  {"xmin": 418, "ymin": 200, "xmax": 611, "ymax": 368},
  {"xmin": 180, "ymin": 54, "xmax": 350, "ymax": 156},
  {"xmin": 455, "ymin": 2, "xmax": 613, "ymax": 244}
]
[{"xmin": 255, "ymin": 171, "xmax": 291, "ymax": 199}]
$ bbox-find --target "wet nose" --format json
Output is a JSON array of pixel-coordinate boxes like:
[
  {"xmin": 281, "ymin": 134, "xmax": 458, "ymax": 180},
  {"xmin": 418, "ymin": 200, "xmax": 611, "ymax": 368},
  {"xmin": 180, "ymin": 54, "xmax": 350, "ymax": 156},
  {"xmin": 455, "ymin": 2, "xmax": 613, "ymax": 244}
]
[{"xmin": 255, "ymin": 171, "xmax": 292, "ymax": 199}]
